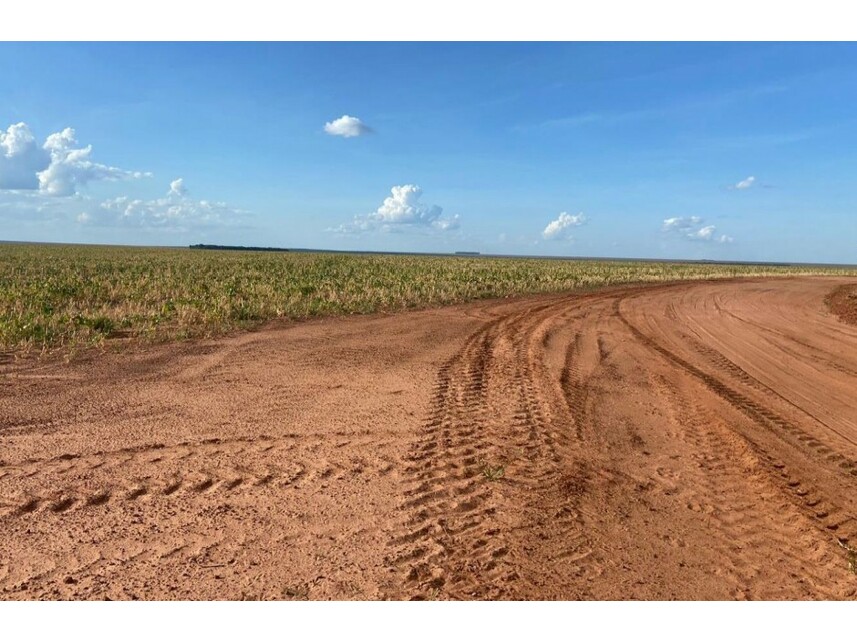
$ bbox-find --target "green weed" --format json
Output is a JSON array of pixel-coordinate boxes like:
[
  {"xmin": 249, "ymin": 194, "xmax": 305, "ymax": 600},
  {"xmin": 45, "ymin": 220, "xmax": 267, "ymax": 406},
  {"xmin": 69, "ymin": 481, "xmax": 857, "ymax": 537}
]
[{"xmin": 481, "ymin": 463, "xmax": 506, "ymax": 481}]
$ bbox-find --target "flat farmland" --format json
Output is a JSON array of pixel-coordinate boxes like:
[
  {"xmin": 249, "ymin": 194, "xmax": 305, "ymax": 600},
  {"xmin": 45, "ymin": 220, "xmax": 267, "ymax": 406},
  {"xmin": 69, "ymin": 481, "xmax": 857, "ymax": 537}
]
[
  {"xmin": 2, "ymin": 245, "xmax": 857, "ymax": 599},
  {"xmin": 2, "ymin": 243, "xmax": 855, "ymax": 355}
]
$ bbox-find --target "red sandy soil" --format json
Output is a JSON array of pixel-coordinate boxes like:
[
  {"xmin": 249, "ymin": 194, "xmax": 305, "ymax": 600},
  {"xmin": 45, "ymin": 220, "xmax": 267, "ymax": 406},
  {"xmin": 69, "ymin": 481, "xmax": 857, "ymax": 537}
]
[
  {"xmin": 2, "ymin": 277, "xmax": 857, "ymax": 600},
  {"xmin": 827, "ymin": 283, "xmax": 857, "ymax": 327}
]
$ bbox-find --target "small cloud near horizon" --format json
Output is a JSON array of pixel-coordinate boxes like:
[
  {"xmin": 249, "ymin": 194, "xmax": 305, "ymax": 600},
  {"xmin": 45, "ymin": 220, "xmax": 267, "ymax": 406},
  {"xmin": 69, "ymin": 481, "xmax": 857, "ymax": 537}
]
[
  {"xmin": 77, "ymin": 179, "xmax": 248, "ymax": 232},
  {"xmin": 331, "ymin": 184, "xmax": 459, "ymax": 234},
  {"xmin": 542, "ymin": 211, "xmax": 586, "ymax": 240},
  {"xmin": 663, "ymin": 216, "xmax": 733, "ymax": 244}
]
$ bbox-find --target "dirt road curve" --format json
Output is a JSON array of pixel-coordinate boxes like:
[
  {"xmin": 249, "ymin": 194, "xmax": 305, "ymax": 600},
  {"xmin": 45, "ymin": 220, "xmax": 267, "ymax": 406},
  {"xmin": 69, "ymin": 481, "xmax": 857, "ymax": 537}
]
[{"xmin": 2, "ymin": 277, "xmax": 857, "ymax": 600}]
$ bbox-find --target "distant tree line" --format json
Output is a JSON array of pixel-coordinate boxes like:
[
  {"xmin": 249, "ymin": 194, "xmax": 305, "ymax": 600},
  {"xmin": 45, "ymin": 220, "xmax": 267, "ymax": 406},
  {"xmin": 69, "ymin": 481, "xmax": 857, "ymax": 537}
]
[{"xmin": 189, "ymin": 244, "xmax": 290, "ymax": 253}]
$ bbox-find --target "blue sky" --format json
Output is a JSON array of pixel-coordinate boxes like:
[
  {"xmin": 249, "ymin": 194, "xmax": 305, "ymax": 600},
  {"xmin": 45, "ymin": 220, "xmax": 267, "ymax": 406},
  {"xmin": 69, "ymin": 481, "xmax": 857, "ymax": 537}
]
[{"xmin": 2, "ymin": 42, "xmax": 856, "ymax": 262}]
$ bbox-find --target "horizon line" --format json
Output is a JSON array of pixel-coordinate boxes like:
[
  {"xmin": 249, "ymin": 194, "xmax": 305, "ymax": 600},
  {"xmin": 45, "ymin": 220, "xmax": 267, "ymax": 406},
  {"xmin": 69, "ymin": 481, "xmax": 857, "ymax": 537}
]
[{"xmin": 2, "ymin": 239, "xmax": 856, "ymax": 269}]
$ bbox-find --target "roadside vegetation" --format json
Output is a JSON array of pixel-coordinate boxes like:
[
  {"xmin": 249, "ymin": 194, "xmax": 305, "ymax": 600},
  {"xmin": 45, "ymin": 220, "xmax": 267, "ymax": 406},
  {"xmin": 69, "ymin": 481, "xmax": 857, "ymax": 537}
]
[{"xmin": 2, "ymin": 243, "xmax": 855, "ymax": 355}]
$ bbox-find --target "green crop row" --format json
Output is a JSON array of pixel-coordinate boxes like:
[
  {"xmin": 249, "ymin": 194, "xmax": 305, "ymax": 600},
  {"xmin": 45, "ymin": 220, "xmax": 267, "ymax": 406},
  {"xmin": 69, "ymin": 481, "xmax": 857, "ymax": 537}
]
[{"xmin": 1, "ymin": 243, "xmax": 854, "ymax": 355}]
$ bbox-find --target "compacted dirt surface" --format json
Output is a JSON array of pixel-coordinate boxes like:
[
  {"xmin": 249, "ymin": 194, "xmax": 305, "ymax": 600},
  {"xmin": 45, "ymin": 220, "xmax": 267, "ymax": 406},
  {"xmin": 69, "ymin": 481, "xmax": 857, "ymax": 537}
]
[{"xmin": 2, "ymin": 276, "xmax": 857, "ymax": 600}]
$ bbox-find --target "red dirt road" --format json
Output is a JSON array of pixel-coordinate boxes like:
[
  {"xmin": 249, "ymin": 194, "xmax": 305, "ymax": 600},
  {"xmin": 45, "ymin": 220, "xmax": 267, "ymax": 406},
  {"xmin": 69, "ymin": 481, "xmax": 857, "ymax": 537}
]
[{"xmin": 2, "ymin": 277, "xmax": 857, "ymax": 600}]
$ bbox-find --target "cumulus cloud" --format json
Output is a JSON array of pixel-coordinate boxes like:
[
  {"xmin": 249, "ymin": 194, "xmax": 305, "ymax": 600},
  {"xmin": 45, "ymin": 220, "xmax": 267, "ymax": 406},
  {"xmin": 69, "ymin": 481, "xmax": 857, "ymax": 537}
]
[
  {"xmin": 80, "ymin": 179, "xmax": 247, "ymax": 231},
  {"xmin": 542, "ymin": 211, "xmax": 586, "ymax": 240},
  {"xmin": 324, "ymin": 115, "xmax": 372, "ymax": 138},
  {"xmin": 332, "ymin": 184, "xmax": 459, "ymax": 234},
  {"xmin": 662, "ymin": 216, "xmax": 733, "ymax": 243},
  {"xmin": 371, "ymin": 185, "xmax": 443, "ymax": 225},
  {"xmin": 0, "ymin": 122, "xmax": 148, "ymax": 196},
  {"xmin": 734, "ymin": 176, "xmax": 756, "ymax": 190},
  {"xmin": 0, "ymin": 122, "xmax": 49, "ymax": 190},
  {"xmin": 0, "ymin": 122, "xmax": 36, "ymax": 157},
  {"xmin": 38, "ymin": 127, "xmax": 150, "ymax": 196}
]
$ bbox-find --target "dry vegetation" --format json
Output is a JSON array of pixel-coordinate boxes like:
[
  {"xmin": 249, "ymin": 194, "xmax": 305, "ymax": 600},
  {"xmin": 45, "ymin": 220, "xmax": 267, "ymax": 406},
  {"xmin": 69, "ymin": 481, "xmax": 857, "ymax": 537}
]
[{"xmin": 2, "ymin": 243, "xmax": 855, "ymax": 355}]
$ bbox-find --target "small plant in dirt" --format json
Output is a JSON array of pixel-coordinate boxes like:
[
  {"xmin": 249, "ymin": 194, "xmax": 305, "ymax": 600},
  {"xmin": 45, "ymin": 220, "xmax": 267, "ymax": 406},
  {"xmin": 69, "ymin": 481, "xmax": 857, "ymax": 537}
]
[
  {"xmin": 838, "ymin": 538, "xmax": 857, "ymax": 574},
  {"xmin": 283, "ymin": 583, "xmax": 310, "ymax": 600},
  {"xmin": 480, "ymin": 462, "xmax": 505, "ymax": 481}
]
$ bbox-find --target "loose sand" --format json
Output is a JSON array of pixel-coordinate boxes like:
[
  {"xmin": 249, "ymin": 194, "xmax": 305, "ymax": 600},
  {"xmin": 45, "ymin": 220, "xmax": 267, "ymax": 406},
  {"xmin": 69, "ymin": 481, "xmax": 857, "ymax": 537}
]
[{"xmin": 2, "ymin": 277, "xmax": 857, "ymax": 599}]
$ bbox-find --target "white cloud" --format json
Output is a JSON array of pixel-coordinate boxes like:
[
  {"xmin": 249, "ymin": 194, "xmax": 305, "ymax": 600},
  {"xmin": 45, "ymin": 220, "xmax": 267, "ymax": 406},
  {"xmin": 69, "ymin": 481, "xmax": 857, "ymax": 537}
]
[
  {"xmin": 2, "ymin": 123, "xmax": 249, "ymax": 235},
  {"xmin": 82, "ymin": 179, "xmax": 247, "ymax": 231},
  {"xmin": 662, "ymin": 216, "xmax": 733, "ymax": 243},
  {"xmin": 168, "ymin": 177, "xmax": 187, "ymax": 197},
  {"xmin": 0, "ymin": 122, "xmax": 149, "ymax": 196},
  {"xmin": 432, "ymin": 216, "xmax": 461, "ymax": 231},
  {"xmin": 332, "ymin": 184, "xmax": 459, "ymax": 234},
  {"xmin": 734, "ymin": 176, "xmax": 756, "ymax": 190},
  {"xmin": 1, "ymin": 122, "xmax": 37, "ymax": 157},
  {"xmin": 542, "ymin": 211, "xmax": 586, "ymax": 240},
  {"xmin": 0, "ymin": 122, "xmax": 49, "ymax": 190},
  {"xmin": 688, "ymin": 225, "xmax": 716, "ymax": 240},
  {"xmin": 662, "ymin": 216, "xmax": 702, "ymax": 232},
  {"xmin": 0, "ymin": 189, "xmax": 73, "ymax": 224},
  {"xmin": 324, "ymin": 115, "xmax": 372, "ymax": 138},
  {"xmin": 38, "ymin": 127, "xmax": 150, "ymax": 196},
  {"xmin": 372, "ymin": 185, "xmax": 442, "ymax": 225}
]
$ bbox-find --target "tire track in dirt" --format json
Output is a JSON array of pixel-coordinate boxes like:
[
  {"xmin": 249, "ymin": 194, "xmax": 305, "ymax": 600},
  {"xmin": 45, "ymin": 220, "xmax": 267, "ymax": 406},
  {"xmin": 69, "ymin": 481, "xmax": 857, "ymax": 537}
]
[
  {"xmin": 618, "ymin": 298, "xmax": 855, "ymax": 458},
  {"xmin": 648, "ymin": 374, "xmax": 846, "ymax": 599},
  {"xmin": 390, "ymin": 279, "xmax": 857, "ymax": 599},
  {"xmin": 0, "ymin": 434, "xmax": 398, "ymax": 520},
  {"xmin": 387, "ymin": 292, "xmax": 630, "ymax": 599},
  {"xmin": 388, "ymin": 322, "xmax": 504, "ymax": 599},
  {"xmin": 615, "ymin": 284, "xmax": 857, "ymax": 584},
  {"xmin": 388, "ymin": 302, "xmax": 561, "ymax": 598}
]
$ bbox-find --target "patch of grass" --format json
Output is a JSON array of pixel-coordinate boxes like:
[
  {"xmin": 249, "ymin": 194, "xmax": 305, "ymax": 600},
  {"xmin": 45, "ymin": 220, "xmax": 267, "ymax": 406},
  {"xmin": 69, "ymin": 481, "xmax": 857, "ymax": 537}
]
[{"xmin": 3, "ymin": 243, "xmax": 856, "ymax": 356}]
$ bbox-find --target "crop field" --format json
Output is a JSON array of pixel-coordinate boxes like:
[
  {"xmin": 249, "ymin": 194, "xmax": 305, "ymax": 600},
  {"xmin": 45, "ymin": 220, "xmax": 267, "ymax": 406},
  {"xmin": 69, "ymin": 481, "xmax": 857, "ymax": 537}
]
[{"xmin": 2, "ymin": 242, "xmax": 856, "ymax": 354}]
